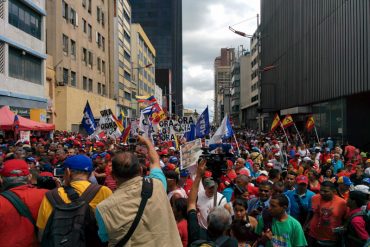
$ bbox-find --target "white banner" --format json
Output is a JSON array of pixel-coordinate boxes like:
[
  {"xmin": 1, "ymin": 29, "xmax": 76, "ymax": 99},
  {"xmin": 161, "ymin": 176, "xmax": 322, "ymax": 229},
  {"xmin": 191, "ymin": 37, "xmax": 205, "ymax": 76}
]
[{"xmin": 180, "ymin": 138, "xmax": 203, "ymax": 170}]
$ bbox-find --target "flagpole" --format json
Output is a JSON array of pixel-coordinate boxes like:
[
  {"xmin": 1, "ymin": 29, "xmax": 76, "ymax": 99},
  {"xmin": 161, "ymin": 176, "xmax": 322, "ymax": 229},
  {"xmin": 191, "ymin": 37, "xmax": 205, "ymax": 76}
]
[
  {"xmin": 280, "ymin": 122, "xmax": 290, "ymax": 145},
  {"xmin": 233, "ymin": 134, "xmax": 241, "ymax": 156},
  {"xmin": 293, "ymin": 124, "xmax": 304, "ymax": 144},
  {"xmin": 314, "ymin": 126, "xmax": 320, "ymax": 144}
]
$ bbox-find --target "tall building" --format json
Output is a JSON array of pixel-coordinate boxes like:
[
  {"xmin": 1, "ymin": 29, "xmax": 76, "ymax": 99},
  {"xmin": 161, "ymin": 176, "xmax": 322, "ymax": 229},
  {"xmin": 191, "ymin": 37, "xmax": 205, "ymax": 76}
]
[
  {"xmin": 239, "ymin": 53, "xmax": 253, "ymax": 128},
  {"xmin": 214, "ymin": 48, "xmax": 235, "ymax": 125},
  {"xmin": 46, "ymin": 0, "xmax": 115, "ymax": 131},
  {"xmin": 131, "ymin": 0, "xmax": 183, "ymax": 116},
  {"xmin": 107, "ymin": 0, "xmax": 132, "ymax": 118},
  {"xmin": 130, "ymin": 23, "xmax": 156, "ymax": 118},
  {"xmin": 0, "ymin": 0, "xmax": 49, "ymax": 120},
  {"xmin": 260, "ymin": 0, "xmax": 370, "ymax": 146}
]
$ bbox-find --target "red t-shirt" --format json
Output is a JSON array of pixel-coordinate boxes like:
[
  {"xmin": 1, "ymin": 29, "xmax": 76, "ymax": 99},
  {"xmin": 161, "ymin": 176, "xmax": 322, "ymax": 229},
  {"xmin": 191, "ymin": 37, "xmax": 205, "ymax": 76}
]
[
  {"xmin": 345, "ymin": 145, "xmax": 356, "ymax": 160},
  {"xmin": 177, "ymin": 219, "xmax": 188, "ymax": 247},
  {"xmin": 309, "ymin": 194, "xmax": 347, "ymax": 241},
  {"xmin": 0, "ymin": 185, "xmax": 48, "ymax": 247},
  {"xmin": 289, "ymin": 159, "xmax": 299, "ymax": 170}
]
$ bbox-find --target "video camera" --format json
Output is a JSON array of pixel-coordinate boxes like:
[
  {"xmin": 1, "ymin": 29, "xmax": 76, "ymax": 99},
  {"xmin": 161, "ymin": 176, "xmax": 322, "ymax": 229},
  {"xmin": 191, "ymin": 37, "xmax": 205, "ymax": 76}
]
[{"xmin": 199, "ymin": 146, "xmax": 234, "ymax": 182}]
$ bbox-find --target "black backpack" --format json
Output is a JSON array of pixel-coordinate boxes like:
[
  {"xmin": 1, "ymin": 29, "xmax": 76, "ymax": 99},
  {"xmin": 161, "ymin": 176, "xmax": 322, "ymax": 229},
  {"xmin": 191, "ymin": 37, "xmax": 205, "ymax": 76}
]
[{"xmin": 41, "ymin": 184, "xmax": 105, "ymax": 247}]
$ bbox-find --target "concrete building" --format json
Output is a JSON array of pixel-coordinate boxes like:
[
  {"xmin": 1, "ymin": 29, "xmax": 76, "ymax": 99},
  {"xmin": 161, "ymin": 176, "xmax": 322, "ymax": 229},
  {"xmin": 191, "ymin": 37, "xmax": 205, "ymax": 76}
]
[
  {"xmin": 46, "ymin": 0, "xmax": 115, "ymax": 131},
  {"xmin": 131, "ymin": 0, "xmax": 183, "ymax": 116},
  {"xmin": 0, "ymin": 0, "xmax": 48, "ymax": 120},
  {"xmin": 214, "ymin": 48, "xmax": 235, "ymax": 125},
  {"xmin": 107, "ymin": 0, "xmax": 132, "ymax": 118},
  {"xmin": 130, "ymin": 23, "xmax": 156, "ymax": 118},
  {"xmin": 239, "ymin": 53, "xmax": 253, "ymax": 128},
  {"xmin": 260, "ymin": 0, "xmax": 370, "ymax": 146}
]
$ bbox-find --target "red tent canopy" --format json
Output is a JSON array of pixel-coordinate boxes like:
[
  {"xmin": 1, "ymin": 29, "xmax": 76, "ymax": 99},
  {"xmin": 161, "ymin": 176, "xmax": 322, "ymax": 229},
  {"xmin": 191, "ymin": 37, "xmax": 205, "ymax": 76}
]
[{"xmin": 0, "ymin": 106, "xmax": 55, "ymax": 131}]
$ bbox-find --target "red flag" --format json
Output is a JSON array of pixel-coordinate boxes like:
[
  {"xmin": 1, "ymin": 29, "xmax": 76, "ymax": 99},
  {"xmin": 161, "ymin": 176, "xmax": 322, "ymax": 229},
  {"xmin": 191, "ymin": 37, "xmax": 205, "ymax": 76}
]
[
  {"xmin": 122, "ymin": 125, "xmax": 131, "ymax": 143},
  {"xmin": 270, "ymin": 114, "xmax": 281, "ymax": 132},
  {"xmin": 305, "ymin": 116, "xmax": 315, "ymax": 132}
]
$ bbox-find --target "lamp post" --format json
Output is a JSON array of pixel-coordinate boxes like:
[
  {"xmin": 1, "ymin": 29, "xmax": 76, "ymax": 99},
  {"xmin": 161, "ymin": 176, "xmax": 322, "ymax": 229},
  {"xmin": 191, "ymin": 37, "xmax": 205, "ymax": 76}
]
[{"xmin": 131, "ymin": 63, "xmax": 153, "ymax": 118}]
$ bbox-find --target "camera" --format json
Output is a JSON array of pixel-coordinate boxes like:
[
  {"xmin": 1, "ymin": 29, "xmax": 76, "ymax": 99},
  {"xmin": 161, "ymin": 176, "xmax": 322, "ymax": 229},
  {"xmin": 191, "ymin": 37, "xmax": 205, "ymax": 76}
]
[
  {"xmin": 53, "ymin": 167, "xmax": 64, "ymax": 177},
  {"xmin": 199, "ymin": 148, "xmax": 234, "ymax": 182}
]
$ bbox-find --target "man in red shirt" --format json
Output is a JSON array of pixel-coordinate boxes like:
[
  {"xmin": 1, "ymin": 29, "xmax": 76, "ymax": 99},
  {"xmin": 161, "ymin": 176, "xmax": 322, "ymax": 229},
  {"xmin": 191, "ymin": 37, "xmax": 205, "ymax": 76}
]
[
  {"xmin": 307, "ymin": 181, "xmax": 347, "ymax": 246},
  {"xmin": 344, "ymin": 142, "xmax": 356, "ymax": 161},
  {"xmin": 0, "ymin": 159, "xmax": 48, "ymax": 246}
]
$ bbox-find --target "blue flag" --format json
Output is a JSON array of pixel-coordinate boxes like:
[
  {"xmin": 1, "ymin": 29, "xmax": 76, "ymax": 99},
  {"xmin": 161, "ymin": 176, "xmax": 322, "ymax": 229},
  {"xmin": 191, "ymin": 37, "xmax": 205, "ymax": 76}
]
[
  {"xmin": 184, "ymin": 124, "xmax": 196, "ymax": 142},
  {"xmin": 81, "ymin": 101, "xmax": 96, "ymax": 135},
  {"xmin": 195, "ymin": 106, "xmax": 210, "ymax": 138},
  {"xmin": 224, "ymin": 116, "xmax": 234, "ymax": 139}
]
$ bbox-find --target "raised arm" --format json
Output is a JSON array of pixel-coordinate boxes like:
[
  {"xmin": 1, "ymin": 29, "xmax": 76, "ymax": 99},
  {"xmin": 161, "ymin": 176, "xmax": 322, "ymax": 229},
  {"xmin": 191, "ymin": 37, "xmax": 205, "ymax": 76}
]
[
  {"xmin": 187, "ymin": 159, "xmax": 206, "ymax": 211},
  {"xmin": 137, "ymin": 135, "xmax": 160, "ymax": 170}
]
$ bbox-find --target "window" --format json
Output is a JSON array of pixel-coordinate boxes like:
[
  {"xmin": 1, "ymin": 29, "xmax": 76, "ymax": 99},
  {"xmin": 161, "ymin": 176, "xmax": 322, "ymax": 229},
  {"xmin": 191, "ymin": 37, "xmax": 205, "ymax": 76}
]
[
  {"xmin": 70, "ymin": 8, "xmax": 76, "ymax": 26},
  {"xmin": 123, "ymin": 9, "xmax": 130, "ymax": 23},
  {"xmin": 97, "ymin": 57, "xmax": 101, "ymax": 72},
  {"xmin": 101, "ymin": 12, "xmax": 105, "ymax": 27},
  {"xmin": 9, "ymin": 46, "xmax": 42, "ymax": 84},
  {"xmin": 97, "ymin": 7, "xmax": 100, "ymax": 22},
  {"xmin": 83, "ymin": 76, "xmax": 87, "ymax": 90},
  {"xmin": 102, "ymin": 60, "xmax": 105, "ymax": 73},
  {"xmin": 82, "ymin": 48, "xmax": 87, "ymax": 64},
  {"xmin": 124, "ymin": 31, "xmax": 130, "ymax": 42},
  {"xmin": 63, "ymin": 68, "xmax": 69, "ymax": 84},
  {"xmin": 124, "ymin": 92, "xmax": 131, "ymax": 100},
  {"xmin": 124, "ymin": 51, "xmax": 130, "ymax": 60},
  {"xmin": 102, "ymin": 85, "xmax": 106, "ymax": 95},
  {"xmin": 62, "ymin": 0, "xmax": 68, "ymax": 20},
  {"xmin": 71, "ymin": 39, "xmax": 76, "ymax": 58},
  {"xmin": 88, "ymin": 78, "xmax": 93, "ymax": 91},
  {"xmin": 97, "ymin": 82, "xmax": 101, "ymax": 94},
  {"xmin": 88, "ymin": 24, "xmax": 92, "ymax": 41},
  {"xmin": 251, "ymin": 95, "xmax": 259, "ymax": 103},
  {"xmin": 71, "ymin": 71, "xmax": 76, "ymax": 86},
  {"xmin": 82, "ymin": 0, "xmax": 86, "ymax": 8},
  {"xmin": 88, "ymin": 51, "xmax": 93, "ymax": 68},
  {"xmin": 96, "ymin": 32, "xmax": 101, "ymax": 46},
  {"xmin": 87, "ymin": 0, "xmax": 91, "ymax": 13},
  {"xmin": 82, "ymin": 18, "xmax": 86, "ymax": 33},
  {"xmin": 101, "ymin": 37, "xmax": 105, "ymax": 51},
  {"xmin": 8, "ymin": 0, "xmax": 42, "ymax": 39},
  {"xmin": 62, "ymin": 34, "xmax": 68, "ymax": 54},
  {"xmin": 124, "ymin": 70, "xmax": 131, "ymax": 81}
]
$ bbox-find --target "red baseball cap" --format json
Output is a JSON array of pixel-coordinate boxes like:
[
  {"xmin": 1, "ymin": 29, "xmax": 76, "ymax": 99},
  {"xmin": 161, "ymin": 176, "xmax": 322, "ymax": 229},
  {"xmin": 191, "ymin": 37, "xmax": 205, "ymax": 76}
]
[
  {"xmin": 39, "ymin": 171, "xmax": 54, "ymax": 177},
  {"xmin": 0, "ymin": 159, "xmax": 30, "ymax": 177},
  {"xmin": 256, "ymin": 175, "xmax": 268, "ymax": 184},
  {"xmin": 227, "ymin": 170, "xmax": 237, "ymax": 180},
  {"xmin": 296, "ymin": 175, "xmax": 308, "ymax": 185}
]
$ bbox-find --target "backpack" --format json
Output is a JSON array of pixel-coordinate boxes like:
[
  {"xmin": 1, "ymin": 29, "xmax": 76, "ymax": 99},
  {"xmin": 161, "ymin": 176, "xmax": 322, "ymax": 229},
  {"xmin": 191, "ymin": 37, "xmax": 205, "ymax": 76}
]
[
  {"xmin": 41, "ymin": 184, "xmax": 104, "ymax": 247},
  {"xmin": 190, "ymin": 236, "xmax": 230, "ymax": 247},
  {"xmin": 345, "ymin": 210, "xmax": 370, "ymax": 246}
]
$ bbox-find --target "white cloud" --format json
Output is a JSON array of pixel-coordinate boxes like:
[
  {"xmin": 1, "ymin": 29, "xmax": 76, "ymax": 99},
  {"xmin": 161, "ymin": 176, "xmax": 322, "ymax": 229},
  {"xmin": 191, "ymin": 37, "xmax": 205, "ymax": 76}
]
[{"xmin": 183, "ymin": 0, "xmax": 260, "ymax": 120}]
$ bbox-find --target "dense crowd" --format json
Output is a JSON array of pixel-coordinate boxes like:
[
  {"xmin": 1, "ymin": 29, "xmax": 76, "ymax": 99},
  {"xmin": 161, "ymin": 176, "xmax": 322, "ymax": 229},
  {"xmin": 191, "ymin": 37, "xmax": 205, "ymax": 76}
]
[{"xmin": 0, "ymin": 130, "xmax": 369, "ymax": 247}]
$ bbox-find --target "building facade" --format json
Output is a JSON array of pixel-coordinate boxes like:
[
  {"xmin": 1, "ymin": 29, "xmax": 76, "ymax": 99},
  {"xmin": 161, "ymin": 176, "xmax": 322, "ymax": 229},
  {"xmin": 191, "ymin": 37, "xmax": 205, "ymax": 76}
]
[
  {"xmin": 108, "ymin": 0, "xmax": 132, "ymax": 118},
  {"xmin": 214, "ymin": 48, "xmax": 235, "ymax": 125},
  {"xmin": 131, "ymin": 0, "xmax": 183, "ymax": 116},
  {"xmin": 260, "ymin": 0, "xmax": 370, "ymax": 146},
  {"xmin": 0, "ymin": 0, "xmax": 49, "ymax": 120},
  {"xmin": 130, "ymin": 23, "xmax": 156, "ymax": 118},
  {"xmin": 239, "ymin": 53, "xmax": 253, "ymax": 129},
  {"xmin": 230, "ymin": 59, "xmax": 240, "ymax": 127},
  {"xmin": 46, "ymin": 0, "xmax": 115, "ymax": 131}
]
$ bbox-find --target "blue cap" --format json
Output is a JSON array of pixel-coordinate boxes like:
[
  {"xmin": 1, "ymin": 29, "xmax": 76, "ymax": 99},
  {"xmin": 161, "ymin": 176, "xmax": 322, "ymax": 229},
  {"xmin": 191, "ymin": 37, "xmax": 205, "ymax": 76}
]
[
  {"xmin": 362, "ymin": 177, "xmax": 370, "ymax": 184},
  {"xmin": 63, "ymin": 155, "xmax": 93, "ymax": 172},
  {"xmin": 337, "ymin": 176, "xmax": 353, "ymax": 186},
  {"xmin": 26, "ymin": 157, "xmax": 36, "ymax": 163}
]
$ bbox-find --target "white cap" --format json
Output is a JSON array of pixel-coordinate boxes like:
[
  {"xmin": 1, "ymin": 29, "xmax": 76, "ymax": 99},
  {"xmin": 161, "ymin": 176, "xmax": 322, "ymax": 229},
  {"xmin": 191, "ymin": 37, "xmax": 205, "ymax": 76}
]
[
  {"xmin": 303, "ymin": 157, "xmax": 312, "ymax": 162},
  {"xmin": 169, "ymin": 147, "xmax": 176, "ymax": 151},
  {"xmin": 155, "ymin": 147, "xmax": 159, "ymax": 151},
  {"xmin": 352, "ymin": 185, "xmax": 370, "ymax": 194},
  {"xmin": 259, "ymin": 170, "xmax": 268, "ymax": 176}
]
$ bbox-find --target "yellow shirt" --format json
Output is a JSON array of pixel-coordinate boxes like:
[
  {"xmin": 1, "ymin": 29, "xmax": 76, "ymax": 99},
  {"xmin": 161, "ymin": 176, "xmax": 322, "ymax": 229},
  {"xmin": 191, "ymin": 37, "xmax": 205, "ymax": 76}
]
[{"xmin": 36, "ymin": 180, "xmax": 112, "ymax": 230}]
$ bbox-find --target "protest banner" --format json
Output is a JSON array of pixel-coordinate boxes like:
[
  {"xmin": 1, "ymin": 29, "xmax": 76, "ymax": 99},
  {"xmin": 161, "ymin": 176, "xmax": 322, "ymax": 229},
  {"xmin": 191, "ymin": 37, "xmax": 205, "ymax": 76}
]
[
  {"xmin": 180, "ymin": 138, "xmax": 203, "ymax": 170},
  {"xmin": 94, "ymin": 109, "xmax": 121, "ymax": 138}
]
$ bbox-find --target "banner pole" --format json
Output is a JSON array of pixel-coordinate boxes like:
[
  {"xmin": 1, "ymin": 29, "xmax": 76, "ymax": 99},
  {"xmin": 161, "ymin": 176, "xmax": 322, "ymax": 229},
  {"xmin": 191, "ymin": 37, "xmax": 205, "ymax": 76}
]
[
  {"xmin": 233, "ymin": 134, "xmax": 241, "ymax": 156},
  {"xmin": 293, "ymin": 124, "xmax": 304, "ymax": 144},
  {"xmin": 280, "ymin": 122, "xmax": 290, "ymax": 145},
  {"xmin": 314, "ymin": 126, "xmax": 320, "ymax": 144}
]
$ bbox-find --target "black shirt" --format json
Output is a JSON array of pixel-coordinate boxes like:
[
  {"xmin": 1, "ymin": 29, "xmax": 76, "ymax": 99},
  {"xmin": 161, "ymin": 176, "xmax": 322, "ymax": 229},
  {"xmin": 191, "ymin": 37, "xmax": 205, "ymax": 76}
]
[{"xmin": 187, "ymin": 209, "xmax": 238, "ymax": 247}]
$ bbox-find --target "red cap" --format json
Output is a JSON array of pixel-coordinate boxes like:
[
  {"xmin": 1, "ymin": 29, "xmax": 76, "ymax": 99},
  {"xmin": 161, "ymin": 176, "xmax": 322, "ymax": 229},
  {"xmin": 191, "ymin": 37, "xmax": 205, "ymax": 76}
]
[
  {"xmin": 0, "ymin": 159, "xmax": 30, "ymax": 177},
  {"xmin": 296, "ymin": 175, "xmax": 308, "ymax": 185},
  {"xmin": 167, "ymin": 163, "xmax": 176, "ymax": 171},
  {"xmin": 256, "ymin": 175, "xmax": 268, "ymax": 184},
  {"xmin": 227, "ymin": 170, "xmax": 237, "ymax": 180},
  {"xmin": 160, "ymin": 149, "xmax": 169, "ymax": 156},
  {"xmin": 204, "ymin": 171, "xmax": 212, "ymax": 178},
  {"xmin": 96, "ymin": 142, "xmax": 105, "ymax": 147},
  {"xmin": 39, "ymin": 171, "xmax": 54, "ymax": 177},
  {"xmin": 238, "ymin": 169, "xmax": 250, "ymax": 176}
]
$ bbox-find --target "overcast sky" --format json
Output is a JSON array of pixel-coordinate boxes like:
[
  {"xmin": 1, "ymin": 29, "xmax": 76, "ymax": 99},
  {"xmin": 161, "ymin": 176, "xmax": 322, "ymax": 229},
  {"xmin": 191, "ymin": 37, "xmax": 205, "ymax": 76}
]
[{"xmin": 182, "ymin": 0, "xmax": 260, "ymax": 120}]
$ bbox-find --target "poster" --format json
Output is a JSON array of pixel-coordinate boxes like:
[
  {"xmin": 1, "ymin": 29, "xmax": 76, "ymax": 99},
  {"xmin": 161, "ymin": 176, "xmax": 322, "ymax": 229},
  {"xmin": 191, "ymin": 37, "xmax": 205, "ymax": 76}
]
[
  {"xmin": 20, "ymin": 131, "xmax": 30, "ymax": 143},
  {"xmin": 180, "ymin": 138, "xmax": 203, "ymax": 170}
]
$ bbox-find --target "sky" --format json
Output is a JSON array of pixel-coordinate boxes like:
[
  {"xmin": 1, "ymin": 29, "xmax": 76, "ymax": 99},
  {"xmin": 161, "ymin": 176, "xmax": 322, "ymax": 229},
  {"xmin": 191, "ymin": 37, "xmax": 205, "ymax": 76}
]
[{"xmin": 182, "ymin": 0, "xmax": 260, "ymax": 120}]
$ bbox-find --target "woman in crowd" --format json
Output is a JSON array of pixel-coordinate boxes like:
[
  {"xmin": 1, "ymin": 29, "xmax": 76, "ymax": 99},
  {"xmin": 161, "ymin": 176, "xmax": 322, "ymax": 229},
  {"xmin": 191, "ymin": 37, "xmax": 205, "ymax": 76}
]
[{"xmin": 307, "ymin": 169, "xmax": 321, "ymax": 194}]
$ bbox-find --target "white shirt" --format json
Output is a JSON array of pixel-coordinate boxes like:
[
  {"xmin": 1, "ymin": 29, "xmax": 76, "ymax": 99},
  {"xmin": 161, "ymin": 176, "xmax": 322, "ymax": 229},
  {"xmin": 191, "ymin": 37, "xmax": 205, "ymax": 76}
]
[
  {"xmin": 167, "ymin": 187, "xmax": 187, "ymax": 201},
  {"xmin": 196, "ymin": 190, "xmax": 227, "ymax": 229}
]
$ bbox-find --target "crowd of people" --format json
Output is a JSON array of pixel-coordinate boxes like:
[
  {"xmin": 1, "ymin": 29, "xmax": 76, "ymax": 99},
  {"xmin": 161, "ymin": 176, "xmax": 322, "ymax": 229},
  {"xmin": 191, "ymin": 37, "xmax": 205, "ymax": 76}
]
[{"xmin": 0, "ymin": 130, "xmax": 369, "ymax": 247}]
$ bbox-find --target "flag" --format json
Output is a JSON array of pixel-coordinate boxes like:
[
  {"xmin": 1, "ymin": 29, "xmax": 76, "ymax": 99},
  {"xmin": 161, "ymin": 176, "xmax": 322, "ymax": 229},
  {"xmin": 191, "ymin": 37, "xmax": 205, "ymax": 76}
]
[
  {"xmin": 81, "ymin": 101, "xmax": 96, "ymax": 135},
  {"xmin": 281, "ymin": 114, "xmax": 294, "ymax": 128},
  {"xmin": 270, "ymin": 113, "xmax": 281, "ymax": 132},
  {"xmin": 138, "ymin": 111, "xmax": 150, "ymax": 138},
  {"xmin": 170, "ymin": 126, "xmax": 179, "ymax": 150},
  {"xmin": 142, "ymin": 103, "xmax": 155, "ymax": 115},
  {"xmin": 136, "ymin": 95, "xmax": 157, "ymax": 103},
  {"xmin": 111, "ymin": 113, "xmax": 124, "ymax": 132},
  {"xmin": 118, "ymin": 110, "xmax": 125, "ymax": 127},
  {"xmin": 195, "ymin": 106, "xmax": 210, "ymax": 138},
  {"xmin": 209, "ymin": 115, "xmax": 234, "ymax": 144},
  {"xmin": 122, "ymin": 125, "xmax": 131, "ymax": 143},
  {"xmin": 184, "ymin": 124, "xmax": 196, "ymax": 142},
  {"xmin": 150, "ymin": 103, "xmax": 166, "ymax": 124},
  {"xmin": 306, "ymin": 115, "xmax": 315, "ymax": 132}
]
